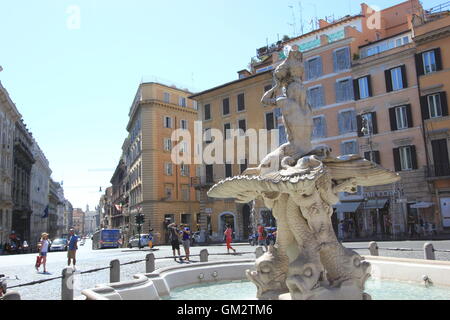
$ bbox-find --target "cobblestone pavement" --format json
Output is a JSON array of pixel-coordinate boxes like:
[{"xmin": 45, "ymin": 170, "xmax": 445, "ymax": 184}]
[{"xmin": 2, "ymin": 239, "xmax": 450, "ymax": 300}]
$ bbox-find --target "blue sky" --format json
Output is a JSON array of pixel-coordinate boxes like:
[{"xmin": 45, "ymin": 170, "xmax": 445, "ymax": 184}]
[{"xmin": 0, "ymin": 0, "xmax": 444, "ymax": 209}]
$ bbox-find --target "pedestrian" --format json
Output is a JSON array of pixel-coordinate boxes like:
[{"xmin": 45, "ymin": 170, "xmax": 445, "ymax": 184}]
[
  {"xmin": 181, "ymin": 225, "xmax": 191, "ymax": 262},
  {"xmin": 67, "ymin": 228, "xmax": 78, "ymax": 270},
  {"xmin": 168, "ymin": 223, "xmax": 182, "ymax": 262},
  {"xmin": 224, "ymin": 225, "xmax": 236, "ymax": 254},
  {"xmin": 36, "ymin": 233, "xmax": 50, "ymax": 274},
  {"xmin": 257, "ymin": 224, "xmax": 268, "ymax": 251}
]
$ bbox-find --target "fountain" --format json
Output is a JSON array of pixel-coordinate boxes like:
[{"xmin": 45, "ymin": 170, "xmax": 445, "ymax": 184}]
[{"xmin": 207, "ymin": 49, "xmax": 400, "ymax": 300}]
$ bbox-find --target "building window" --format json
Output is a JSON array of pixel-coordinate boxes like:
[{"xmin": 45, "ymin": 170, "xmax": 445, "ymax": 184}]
[
  {"xmin": 181, "ymin": 185, "xmax": 190, "ymax": 201},
  {"xmin": 385, "ymin": 66, "xmax": 407, "ymax": 92},
  {"xmin": 179, "ymin": 97, "xmax": 187, "ymax": 107},
  {"xmin": 416, "ymin": 48, "xmax": 442, "ymax": 76},
  {"xmin": 180, "ymin": 119, "xmax": 188, "ymax": 130},
  {"xmin": 265, "ymin": 112, "xmax": 275, "ymax": 130},
  {"xmin": 179, "ymin": 141, "xmax": 188, "ymax": 153},
  {"xmin": 240, "ymin": 159, "xmax": 248, "ymax": 174},
  {"xmin": 163, "ymin": 138, "xmax": 172, "ymax": 151},
  {"xmin": 305, "ymin": 56, "xmax": 323, "ymax": 80},
  {"xmin": 423, "ymin": 50, "xmax": 437, "ymax": 74},
  {"xmin": 333, "ymin": 47, "xmax": 351, "ymax": 72},
  {"xmin": 395, "ymin": 106, "xmax": 408, "ymax": 130},
  {"xmin": 238, "ymin": 119, "xmax": 246, "ymax": 135},
  {"xmin": 225, "ymin": 163, "xmax": 232, "ymax": 178},
  {"xmin": 338, "ymin": 110, "xmax": 357, "ymax": 134},
  {"xmin": 428, "ymin": 94, "xmax": 442, "ymax": 118},
  {"xmin": 204, "ymin": 104, "xmax": 211, "ymax": 120},
  {"xmin": 312, "ymin": 116, "xmax": 326, "ymax": 138},
  {"xmin": 204, "ymin": 128, "xmax": 212, "ymax": 144},
  {"xmin": 389, "ymin": 105, "xmax": 412, "ymax": 131},
  {"xmin": 307, "ymin": 86, "xmax": 325, "ymax": 108},
  {"xmin": 340, "ymin": 140, "xmax": 358, "ymax": 155},
  {"xmin": 357, "ymin": 112, "xmax": 378, "ymax": 137},
  {"xmin": 163, "ymin": 92, "xmax": 170, "ymax": 103},
  {"xmin": 224, "ymin": 123, "xmax": 231, "ymax": 139},
  {"xmin": 431, "ymin": 139, "xmax": 450, "ymax": 176},
  {"xmin": 205, "ymin": 165, "xmax": 214, "ymax": 183},
  {"xmin": 181, "ymin": 163, "xmax": 190, "ymax": 176},
  {"xmin": 364, "ymin": 150, "xmax": 381, "ymax": 165},
  {"xmin": 393, "ymin": 145, "xmax": 417, "ymax": 171},
  {"xmin": 164, "ymin": 185, "xmax": 173, "ymax": 200},
  {"xmin": 354, "ymin": 76, "xmax": 372, "ymax": 100},
  {"xmin": 335, "ymin": 78, "xmax": 354, "ymax": 103},
  {"xmin": 237, "ymin": 93, "xmax": 245, "ymax": 111},
  {"xmin": 222, "ymin": 98, "xmax": 230, "ymax": 115},
  {"xmin": 164, "ymin": 116, "xmax": 172, "ymax": 128},
  {"xmin": 421, "ymin": 92, "xmax": 448, "ymax": 120},
  {"xmin": 193, "ymin": 100, "xmax": 198, "ymax": 110},
  {"xmin": 165, "ymin": 163, "xmax": 173, "ymax": 176}
]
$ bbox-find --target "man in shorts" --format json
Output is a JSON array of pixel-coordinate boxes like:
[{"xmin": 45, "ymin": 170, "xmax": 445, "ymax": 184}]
[
  {"xmin": 67, "ymin": 228, "xmax": 78, "ymax": 270},
  {"xmin": 181, "ymin": 225, "xmax": 191, "ymax": 262},
  {"xmin": 168, "ymin": 223, "xmax": 182, "ymax": 262}
]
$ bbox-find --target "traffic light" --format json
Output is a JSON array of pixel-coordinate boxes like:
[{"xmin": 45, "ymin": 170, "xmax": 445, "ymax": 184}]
[{"xmin": 135, "ymin": 213, "xmax": 145, "ymax": 225}]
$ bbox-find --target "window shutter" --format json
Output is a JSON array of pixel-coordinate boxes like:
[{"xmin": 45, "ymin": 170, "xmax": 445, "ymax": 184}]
[
  {"xmin": 401, "ymin": 65, "xmax": 408, "ymax": 88},
  {"xmin": 367, "ymin": 75, "xmax": 373, "ymax": 97},
  {"xmin": 406, "ymin": 104, "xmax": 413, "ymax": 128},
  {"xmin": 356, "ymin": 115, "xmax": 363, "ymax": 137},
  {"xmin": 385, "ymin": 69, "xmax": 393, "ymax": 92},
  {"xmin": 415, "ymin": 53, "xmax": 425, "ymax": 76},
  {"xmin": 393, "ymin": 148, "xmax": 401, "ymax": 172},
  {"xmin": 338, "ymin": 112, "xmax": 344, "ymax": 134},
  {"xmin": 353, "ymin": 79, "xmax": 360, "ymax": 101},
  {"xmin": 317, "ymin": 57, "xmax": 323, "ymax": 78},
  {"xmin": 371, "ymin": 112, "xmax": 378, "ymax": 134},
  {"xmin": 440, "ymin": 91, "xmax": 448, "ymax": 117},
  {"xmin": 364, "ymin": 151, "xmax": 371, "ymax": 161},
  {"xmin": 435, "ymin": 48, "xmax": 443, "ymax": 71},
  {"xmin": 318, "ymin": 86, "xmax": 325, "ymax": 107},
  {"xmin": 304, "ymin": 60, "xmax": 311, "ymax": 80},
  {"xmin": 420, "ymin": 96, "xmax": 430, "ymax": 120},
  {"xmin": 410, "ymin": 145, "xmax": 418, "ymax": 170},
  {"xmin": 333, "ymin": 51, "xmax": 338, "ymax": 72},
  {"xmin": 335, "ymin": 82, "xmax": 341, "ymax": 103},
  {"xmin": 374, "ymin": 151, "xmax": 381, "ymax": 165},
  {"xmin": 389, "ymin": 107, "xmax": 397, "ymax": 131}
]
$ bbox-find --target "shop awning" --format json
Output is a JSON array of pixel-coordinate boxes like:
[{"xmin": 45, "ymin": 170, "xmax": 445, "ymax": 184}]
[
  {"xmin": 364, "ymin": 199, "xmax": 389, "ymax": 209},
  {"xmin": 410, "ymin": 201, "xmax": 434, "ymax": 209},
  {"xmin": 334, "ymin": 202, "xmax": 362, "ymax": 213}
]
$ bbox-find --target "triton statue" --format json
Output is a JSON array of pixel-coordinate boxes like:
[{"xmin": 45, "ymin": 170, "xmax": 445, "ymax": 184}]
[{"xmin": 207, "ymin": 49, "xmax": 400, "ymax": 300}]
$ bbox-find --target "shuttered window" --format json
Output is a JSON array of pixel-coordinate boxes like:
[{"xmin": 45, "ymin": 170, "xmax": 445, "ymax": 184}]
[
  {"xmin": 338, "ymin": 110, "xmax": 357, "ymax": 134},
  {"xmin": 181, "ymin": 164, "xmax": 190, "ymax": 176},
  {"xmin": 357, "ymin": 112, "xmax": 378, "ymax": 137},
  {"xmin": 393, "ymin": 145, "xmax": 417, "ymax": 171},
  {"xmin": 386, "ymin": 66, "xmax": 407, "ymax": 92},
  {"xmin": 164, "ymin": 116, "xmax": 172, "ymax": 128},
  {"xmin": 305, "ymin": 56, "xmax": 323, "ymax": 80},
  {"xmin": 354, "ymin": 76, "xmax": 372, "ymax": 100},
  {"xmin": 265, "ymin": 112, "xmax": 275, "ymax": 130},
  {"xmin": 333, "ymin": 47, "xmax": 351, "ymax": 72},
  {"xmin": 312, "ymin": 116, "xmax": 326, "ymax": 138},
  {"xmin": 431, "ymin": 139, "xmax": 450, "ymax": 176},
  {"xmin": 307, "ymin": 86, "xmax": 325, "ymax": 108},
  {"xmin": 335, "ymin": 79, "xmax": 354, "ymax": 103},
  {"xmin": 238, "ymin": 119, "xmax": 246, "ymax": 135},
  {"xmin": 416, "ymin": 48, "xmax": 442, "ymax": 76},
  {"xmin": 421, "ymin": 92, "xmax": 448, "ymax": 120},
  {"xmin": 163, "ymin": 138, "xmax": 172, "ymax": 151},
  {"xmin": 389, "ymin": 104, "xmax": 413, "ymax": 131},
  {"xmin": 205, "ymin": 165, "xmax": 214, "ymax": 183},
  {"xmin": 165, "ymin": 163, "xmax": 173, "ymax": 176},
  {"xmin": 364, "ymin": 151, "xmax": 381, "ymax": 165}
]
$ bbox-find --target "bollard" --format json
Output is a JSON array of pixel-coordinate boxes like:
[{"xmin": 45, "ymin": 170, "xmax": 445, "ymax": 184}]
[
  {"xmin": 61, "ymin": 267, "xmax": 74, "ymax": 300},
  {"xmin": 146, "ymin": 253, "xmax": 155, "ymax": 273},
  {"xmin": 200, "ymin": 249, "xmax": 209, "ymax": 262},
  {"xmin": 110, "ymin": 259, "xmax": 120, "ymax": 283},
  {"xmin": 368, "ymin": 241, "xmax": 379, "ymax": 256},
  {"xmin": 255, "ymin": 246, "xmax": 264, "ymax": 259},
  {"xmin": 424, "ymin": 242, "xmax": 435, "ymax": 260}
]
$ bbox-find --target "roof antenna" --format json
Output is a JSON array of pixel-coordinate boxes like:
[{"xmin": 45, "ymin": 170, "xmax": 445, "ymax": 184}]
[{"xmin": 288, "ymin": 5, "xmax": 297, "ymax": 36}]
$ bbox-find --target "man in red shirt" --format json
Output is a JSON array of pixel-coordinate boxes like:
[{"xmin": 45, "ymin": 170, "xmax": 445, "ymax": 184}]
[{"xmin": 257, "ymin": 224, "xmax": 268, "ymax": 251}]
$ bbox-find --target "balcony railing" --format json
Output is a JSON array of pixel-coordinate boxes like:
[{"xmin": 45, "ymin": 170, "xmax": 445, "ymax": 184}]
[{"xmin": 427, "ymin": 164, "xmax": 450, "ymax": 179}]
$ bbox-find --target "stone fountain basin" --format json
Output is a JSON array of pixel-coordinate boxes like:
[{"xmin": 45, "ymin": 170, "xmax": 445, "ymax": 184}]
[{"xmin": 79, "ymin": 256, "xmax": 450, "ymax": 300}]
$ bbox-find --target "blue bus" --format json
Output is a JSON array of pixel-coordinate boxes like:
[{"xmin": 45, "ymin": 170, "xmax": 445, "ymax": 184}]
[{"xmin": 92, "ymin": 229, "xmax": 121, "ymax": 250}]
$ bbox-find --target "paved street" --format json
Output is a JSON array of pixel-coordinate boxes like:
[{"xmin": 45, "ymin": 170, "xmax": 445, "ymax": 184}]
[{"xmin": 2, "ymin": 239, "xmax": 450, "ymax": 300}]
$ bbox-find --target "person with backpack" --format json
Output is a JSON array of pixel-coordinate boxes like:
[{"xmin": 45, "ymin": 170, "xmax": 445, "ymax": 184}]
[
  {"xmin": 168, "ymin": 223, "xmax": 182, "ymax": 262},
  {"xmin": 257, "ymin": 224, "xmax": 268, "ymax": 251}
]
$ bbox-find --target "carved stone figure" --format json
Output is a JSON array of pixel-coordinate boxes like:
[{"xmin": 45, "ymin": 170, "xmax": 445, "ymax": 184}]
[{"xmin": 207, "ymin": 49, "xmax": 400, "ymax": 300}]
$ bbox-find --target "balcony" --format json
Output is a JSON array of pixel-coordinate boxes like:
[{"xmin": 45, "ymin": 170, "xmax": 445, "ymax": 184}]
[{"xmin": 426, "ymin": 164, "xmax": 450, "ymax": 180}]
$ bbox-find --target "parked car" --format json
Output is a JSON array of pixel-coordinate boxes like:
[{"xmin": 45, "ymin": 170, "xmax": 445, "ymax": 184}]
[
  {"xmin": 128, "ymin": 234, "xmax": 153, "ymax": 248},
  {"xmin": 50, "ymin": 238, "xmax": 67, "ymax": 251}
]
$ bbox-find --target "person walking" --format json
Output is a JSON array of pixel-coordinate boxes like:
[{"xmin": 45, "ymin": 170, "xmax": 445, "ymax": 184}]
[
  {"xmin": 181, "ymin": 225, "xmax": 191, "ymax": 262},
  {"xmin": 36, "ymin": 233, "xmax": 50, "ymax": 274},
  {"xmin": 257, "ymin": 224, "xmax": 268, "ymax": 251},
  {"xmin": 168, "ymin": 223, "xmax": 182, "ymax": 262},
  {"xmin": 67, "ymin": 229, "xmax": 78, "ymax": 270},
  {"xmin": 224, "ymin": 225, "xmax": 236, "ymax": 254}
]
